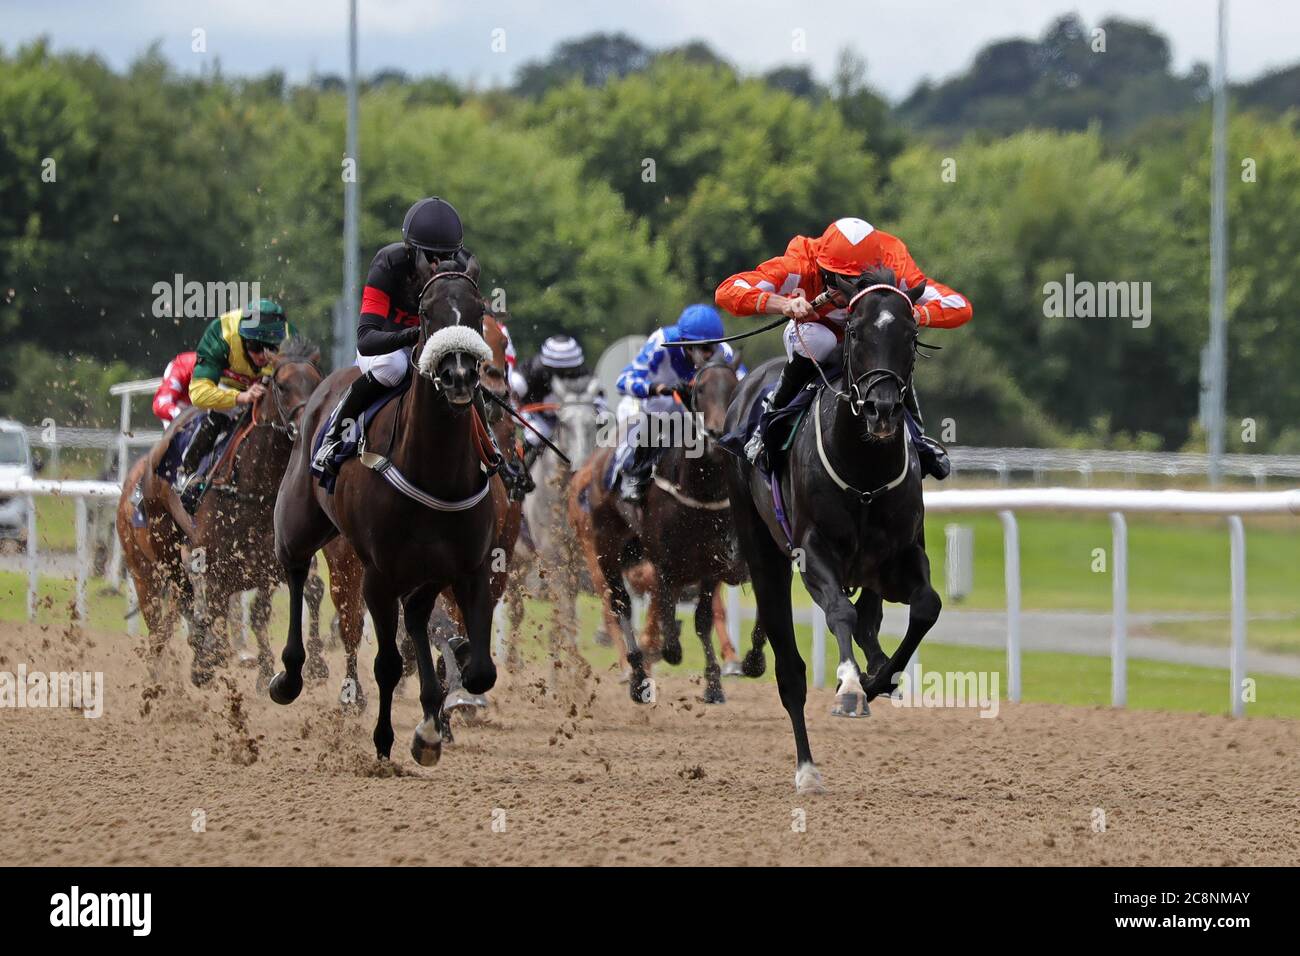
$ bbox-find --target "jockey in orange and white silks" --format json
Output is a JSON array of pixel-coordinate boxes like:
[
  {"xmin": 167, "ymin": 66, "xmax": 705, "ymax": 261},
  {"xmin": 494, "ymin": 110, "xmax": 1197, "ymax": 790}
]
[{"xmin": 715, "ymin": 217, "xmax": 972, "ymax": 478}]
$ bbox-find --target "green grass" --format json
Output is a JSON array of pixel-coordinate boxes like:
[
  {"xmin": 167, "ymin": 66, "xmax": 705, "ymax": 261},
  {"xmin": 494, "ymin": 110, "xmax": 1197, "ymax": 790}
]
[{"xmin": 5, "ymin": 570, "xmax": 1295, "ymax": 719}]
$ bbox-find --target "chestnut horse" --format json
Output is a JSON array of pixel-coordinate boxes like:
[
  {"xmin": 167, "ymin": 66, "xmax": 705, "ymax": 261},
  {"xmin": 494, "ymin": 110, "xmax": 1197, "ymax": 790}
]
[
  {"xmin": 272, "ymin": 259, "xmax": 499, "ymax": 766},
  {"xmin": 115, "ymin": 339, "xmax": 327, "ymax": 687}
]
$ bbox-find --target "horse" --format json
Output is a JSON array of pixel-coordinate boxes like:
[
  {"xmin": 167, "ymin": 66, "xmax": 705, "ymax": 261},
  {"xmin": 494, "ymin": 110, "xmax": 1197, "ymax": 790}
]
[
  {"xmin": 581, "ymin": 354, "xmax": 749, "ymax": 702},
  {"xmin": 724, "ymin": 268, "xmax": 942, "ymax": 794},
  {"xmin": 115, "ymin": 338, "xmax": 327, "ymax": 688},
  {"xmin": 505, "ymin": 372, "xmax": 601, "ymax": 659},
  {"xmin": 323, "ymin": 312, "xmax": 525, "ymax": 720},
  {"xmin": 272, "ymin": 258, "xmax": 499, "ymax": 767}
]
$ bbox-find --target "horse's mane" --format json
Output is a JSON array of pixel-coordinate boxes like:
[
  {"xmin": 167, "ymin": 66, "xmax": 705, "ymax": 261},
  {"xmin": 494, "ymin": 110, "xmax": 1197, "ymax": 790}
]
[{"xmin": 275, "ymin": 336, "xmax": 321, "ymax": 368}]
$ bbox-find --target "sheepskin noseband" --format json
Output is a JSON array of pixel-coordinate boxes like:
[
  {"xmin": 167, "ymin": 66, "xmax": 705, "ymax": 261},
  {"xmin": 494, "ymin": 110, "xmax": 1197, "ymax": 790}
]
[{"xmin": 417, "ymin": 326, "xmax": 493, "ymax": 379}]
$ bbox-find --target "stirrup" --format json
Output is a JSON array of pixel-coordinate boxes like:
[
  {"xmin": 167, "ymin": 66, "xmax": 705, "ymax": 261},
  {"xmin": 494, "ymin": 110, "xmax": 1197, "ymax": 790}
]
[
  {"xmin": 744, "ymin": 430, "xmax": 765, "ymax": 464},
  {"xmin": 313, "ymin": 439, "xmax": 342, "ymax": 475},
  {"xmin": 620, "ymin": 477, "xmax": 646, "ymax": 502}
]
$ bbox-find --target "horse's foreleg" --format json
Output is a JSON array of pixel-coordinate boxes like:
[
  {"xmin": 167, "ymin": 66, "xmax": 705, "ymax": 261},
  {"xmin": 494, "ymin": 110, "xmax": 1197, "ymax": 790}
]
[
  {"xmin": 598, "ymin": 545, "xmax": 649, "ymax": 703},
  {"xmin": 250, "ymin": 587, "xmax": 275, "ymax": 692},
  {"xmin": 653, "ymin": 572, "xmax": 683, "ymax": 666},
  {"xmin": 865, "ymin": 547, "xmax": 941, "ymax": 702},
  {"xmin": 401, "ymin": 584, "xmax": 445, "ymax": 766},
  {"xmin": 269, "ymin": 565, "xmax": 308, "ymax": 705},
  {"xmin": 450, "ymin": 566, "xmax": 497, "ymax": 697},
  {"xmin": 363, "ymin": 569, "xmax": 402, "ymax": 760},
  {"xmin": 694, "ymin": 581, "xmax": 725, "ymax": 704},
  {"xmin": 854, "ymin": 589, "xmax": 889, "ymax": 681},
  {"xmin": 304, "ymin": 566, "xmax": 329, "ymax": 682},
  {"xmin": 801, "ymin": 531, "xmax": 867, "ymax": 718},
  {"xmin": 324, "ymin": 543, "xmax": 366, "ymax": 712}
]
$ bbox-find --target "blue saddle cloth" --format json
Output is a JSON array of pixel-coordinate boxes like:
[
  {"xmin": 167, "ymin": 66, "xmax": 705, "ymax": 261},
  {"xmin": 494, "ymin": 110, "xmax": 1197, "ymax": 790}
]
[
  {"xmin": 156, "ymin": 414, "xmax": 239, "ymax": 487},
  {"xmin": 717, "ymin": 379, "xmax": 825, "ymax": 477},
  {"xmin": 309, "ymin": 374, "xmax": 411, "ymax": 493}
]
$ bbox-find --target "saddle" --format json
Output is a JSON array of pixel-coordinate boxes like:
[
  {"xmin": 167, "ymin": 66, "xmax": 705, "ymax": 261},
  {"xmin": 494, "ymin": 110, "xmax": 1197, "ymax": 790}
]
[
  {"xmin": 155, "ymin": 414, "xmax": 242, "ymax": 490},
  {"xmin": 718, "ymin": 377, "xmax": 827, "ymax": 477},
  {"xmin": 310, "ymin": 374, "xmax": 412, "ymax": 493}
]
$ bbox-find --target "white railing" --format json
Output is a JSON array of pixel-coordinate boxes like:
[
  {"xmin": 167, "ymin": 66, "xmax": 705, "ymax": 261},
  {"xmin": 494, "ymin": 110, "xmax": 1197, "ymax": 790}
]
[
  {"xmin": 950, "ymin": 447, "xmax": 1300, "ymax": 486},
  {"xmin": 5, "ymin": 477, "xmax": 1297, "ymax": 717}
]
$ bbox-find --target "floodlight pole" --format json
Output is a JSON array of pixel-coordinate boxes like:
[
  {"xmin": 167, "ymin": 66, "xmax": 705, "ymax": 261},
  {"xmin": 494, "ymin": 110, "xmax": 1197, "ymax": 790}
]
[{"xmin": 1205, "ymin": 0, "xmax": 1229, "ymax": 485}]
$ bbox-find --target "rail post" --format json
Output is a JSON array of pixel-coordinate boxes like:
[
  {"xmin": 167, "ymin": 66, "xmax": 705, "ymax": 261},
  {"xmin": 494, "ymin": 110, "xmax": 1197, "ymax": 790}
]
[
  {"xmin": 810, "ymin": 602, "xmax": 827, "ymax": 689},
  {"xmin": 26, "ymin": 494, "xmax": 38, "ymax": 622},
  {"xmin": 1227, "ymin": 515, "xmax": 1246, "ymax": 717},
  {"xmin": 75, "ymin": 496, "xmax": 89, "ymax": 621},
  {"xmin": 998, "ymin": 510, "xmax": 1021, "ymax": 703},
  {"xmin": 1110, "ymin": 512, "xmax": 1127, "ymax": 707}
]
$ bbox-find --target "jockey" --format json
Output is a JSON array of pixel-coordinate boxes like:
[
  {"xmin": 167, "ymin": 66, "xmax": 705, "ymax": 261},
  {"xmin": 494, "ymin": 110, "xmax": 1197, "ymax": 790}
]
[
  {"xmin": 509, "ymin": 335, "xmax": 597, "ymax": 470},
  {"xmin": 176, "ymin": 299, "xmax": 294, "ymax": 512},
  {"xmin": 614, "ymin": 303, "xmax": 738, "ymax": 502},
  {"xmin": 152, "ymin": 351, "xmax": 198, "ymax": 425},
  {"xmin": 715, "ymin": 217, "xmax": 971, "ymax": 478},
  {"xmin": 312, "ymin": 197, "xmax": 527, "ymax": 493}
]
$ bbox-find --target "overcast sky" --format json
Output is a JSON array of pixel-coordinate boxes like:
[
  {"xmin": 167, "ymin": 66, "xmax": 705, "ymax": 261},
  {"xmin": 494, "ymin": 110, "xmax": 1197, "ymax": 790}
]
[{"xmin": 3, "ymin": 0, "xmax": 1296, "ymax": 99}]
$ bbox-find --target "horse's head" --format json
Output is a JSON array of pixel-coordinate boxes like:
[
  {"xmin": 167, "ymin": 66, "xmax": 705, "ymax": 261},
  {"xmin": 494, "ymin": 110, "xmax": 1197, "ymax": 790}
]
[
  {"xmin": 414, "ymin": 258, "xmax": 489, "ymax": 406},
  {"xmin": 550, "ymin": 374, "xmax": 601, "ymax": 472},
  {"xmin": 261, "ymin": 337, "xmax": 322, "ymax": 443},
  {"xmin": 827, "ymin": 267, "xmax": 926, "ymax": 440},
  {"xmin": 688, "ymin": 352, "xmax": 741, "ymax": 439}
]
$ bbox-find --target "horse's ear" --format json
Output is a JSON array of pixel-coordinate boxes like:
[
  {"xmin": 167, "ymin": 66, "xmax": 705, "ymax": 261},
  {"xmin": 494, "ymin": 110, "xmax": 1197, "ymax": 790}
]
[
  {"xmin": 411, "ymin": 247, "xmax": 433, "ymax": 286},
  {"xmin": 584, "ymin": 377, "xmax": 601, "ymax": 399},
  {"xmin": 309, "ymin": 348, "xmax": 321, "ymax": 366},
  {"xmin": 832, "ymin": 272, "xmax": 857, "ymax": 299},
  {"xmin": 906, "ymin": 280, "xmax": 927, "ymax": 305},
  {"xmin": 552, "ymin": 376, "xmax": 569, "ymax": 399},
  {"xmin": 463, "ymin": 254, "xmax": 481, "ymax": 284},
  {"xmin": 729, "ymin": 347, "xmax": 743, "ymax": 370}
]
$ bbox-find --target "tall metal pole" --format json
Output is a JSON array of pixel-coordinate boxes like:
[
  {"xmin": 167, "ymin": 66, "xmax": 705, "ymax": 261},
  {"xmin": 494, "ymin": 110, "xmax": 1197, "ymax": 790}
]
[
  {"xmin": 340, "ymin": 0, "xmax": 361, "ymax": 369},
  {"xmin": 1206, "ymin": 0, "xmax": 1229, "ymax": 486}
]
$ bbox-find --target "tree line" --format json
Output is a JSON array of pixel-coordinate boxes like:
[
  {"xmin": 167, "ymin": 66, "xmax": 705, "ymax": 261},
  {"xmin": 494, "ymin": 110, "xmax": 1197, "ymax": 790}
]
[{"xmin": 1, "ymin": 14, "xmax": 1297, "ymax": 453}]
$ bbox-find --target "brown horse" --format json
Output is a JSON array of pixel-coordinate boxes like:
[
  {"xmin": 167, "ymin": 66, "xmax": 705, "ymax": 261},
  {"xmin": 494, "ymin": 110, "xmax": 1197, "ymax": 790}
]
[
  {"xmin": 271, "ymin": 259, "xmax": 499, "ymax": 766},
  {"xmin": 582, "ymin": 355, "xmax": 748, "ymax": 702},
  {"xmin": 115, "ymin": 339, "xmax": 327, "ymax": 687}
]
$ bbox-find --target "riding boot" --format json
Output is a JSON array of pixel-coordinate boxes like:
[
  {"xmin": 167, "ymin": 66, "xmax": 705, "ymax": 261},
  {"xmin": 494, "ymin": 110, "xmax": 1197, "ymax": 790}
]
[
  {"xmin": 313, "ymin": 371, "xmax": 387, "ymax": 476},
  {"xmin": 620, "ymin": 442, "xmax": 653, "ymax": 503},
  {"xmin": 177, "ymin": 412, "xmax": 228, "ymax": 513},
  {"xmin": 903, "ymin": 379, "xmax": 951, "ymax": 480},
  {"xmin": 744, "ymin": 354, "xmax": 818, "ymax": 465},
  {"xmin": 474, "ymin": 386, "xmax": 531, "ymax": 499}
]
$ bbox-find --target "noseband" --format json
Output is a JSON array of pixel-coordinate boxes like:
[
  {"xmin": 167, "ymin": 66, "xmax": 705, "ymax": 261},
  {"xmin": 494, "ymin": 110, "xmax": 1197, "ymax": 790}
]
[{"xmin": 842, "ymin": 284, "xmax": 917, "ymax": 418}]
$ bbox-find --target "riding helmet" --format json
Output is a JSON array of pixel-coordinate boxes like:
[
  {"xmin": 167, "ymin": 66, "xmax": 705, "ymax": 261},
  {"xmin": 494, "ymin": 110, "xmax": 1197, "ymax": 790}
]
[
  {"xmin": 812, "ymin": 217, "xmax": 879, "ymax": 275},
  {"xmin": 238, "ymin": 299, "xmax": 288, "ymax": 346},
  {"xmin": 674, "ymin": 303, "xmax": 724, "ymax": 342},
  {"xmin": 540, "ymin": 335, "xmax": 585, "ymax": 369},
  {"xmin": 402, "ymin": 197, "xmax": 464, "ymax": 257}
]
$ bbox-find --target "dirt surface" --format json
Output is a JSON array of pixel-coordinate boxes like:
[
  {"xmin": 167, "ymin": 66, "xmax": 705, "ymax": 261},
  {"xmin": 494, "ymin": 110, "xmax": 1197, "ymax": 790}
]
[{"xmin": 1, "ymin": 619, "xmax": 1296, "ymax": 866}]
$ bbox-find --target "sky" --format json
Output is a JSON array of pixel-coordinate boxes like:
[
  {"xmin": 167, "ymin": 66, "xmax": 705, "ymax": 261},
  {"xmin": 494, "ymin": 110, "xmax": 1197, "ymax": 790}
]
[{"xmin": 2, "ymin": 0, "xmax": 1297, "ymax": 99}]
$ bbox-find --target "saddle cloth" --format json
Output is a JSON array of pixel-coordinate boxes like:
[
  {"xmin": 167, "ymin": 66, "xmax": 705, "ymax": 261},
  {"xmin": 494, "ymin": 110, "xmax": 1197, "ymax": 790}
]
[
  {"xmin": 717, "ymin": 377, "xmax": 826, "ymax": 478},
  {"xmin": 155, "ymin": 414, "xmax": 238, "ymax": 488},
  {"xmin": 309, "ymin": 373, "xmax": 411, "ymax": 493}
]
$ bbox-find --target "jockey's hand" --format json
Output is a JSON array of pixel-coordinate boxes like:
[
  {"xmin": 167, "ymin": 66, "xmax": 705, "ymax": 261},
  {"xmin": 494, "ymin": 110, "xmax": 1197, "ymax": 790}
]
[
  {"xmin": 650, "ymin": 383, "xmax": 674, "ymax": 397},
  {"xmin": 779, "ymin": 295, "xmax": 815, "ymax": 321},
  {"xmin": 236, "ymin": 383, "xmax": 267, "ymax": 406}
]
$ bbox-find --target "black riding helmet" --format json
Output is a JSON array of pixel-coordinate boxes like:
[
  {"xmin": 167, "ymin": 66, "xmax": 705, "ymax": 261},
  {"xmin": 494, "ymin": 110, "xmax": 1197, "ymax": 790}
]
[{"xmin": 402, "ymin": 197, "xmax": 464, "ymax": 261}]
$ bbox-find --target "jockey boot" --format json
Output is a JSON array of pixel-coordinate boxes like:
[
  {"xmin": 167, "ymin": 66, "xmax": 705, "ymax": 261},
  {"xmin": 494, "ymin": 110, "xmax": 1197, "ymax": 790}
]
[
  {"xmin": 473, "ymin": 387, "xmax": 531, "ymax": 500},
  {"xmin": 620, "ymin": 443, "xmax": 654, "ymax": 503},
  {"xmin": 904, "ymin": 380, "xmax": 951, "ymax": 480},
  {"xmin": 744, "ymin": 354, "xmax": 817, "ymax": 465},
  {"xmin": 177, "ymin": 412, "xmax": 228, "ymax": 512},
  {"xmin": 313, "ymin": 371, "xmax": 387, "ymax": 477}
]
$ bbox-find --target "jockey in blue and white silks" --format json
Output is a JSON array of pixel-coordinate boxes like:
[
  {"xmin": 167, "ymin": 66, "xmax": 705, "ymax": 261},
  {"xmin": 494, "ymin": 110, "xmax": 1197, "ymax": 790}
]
[{"xmin": 613, "ymin": 303, "xmax": 741, "ymax": 502}]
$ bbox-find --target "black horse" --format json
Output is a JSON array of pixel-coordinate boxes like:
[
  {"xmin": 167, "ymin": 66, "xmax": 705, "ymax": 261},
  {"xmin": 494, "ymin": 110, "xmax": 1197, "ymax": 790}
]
[{"xmin": 724, "ymin": 268, "xmax": 941, "ymax": 794}]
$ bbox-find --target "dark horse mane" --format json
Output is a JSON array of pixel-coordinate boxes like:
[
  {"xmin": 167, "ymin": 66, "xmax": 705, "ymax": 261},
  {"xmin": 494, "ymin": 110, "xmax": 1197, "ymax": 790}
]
[{"xmin": 274, "ymin": 336, "xmax": 322, "ymax": 367}]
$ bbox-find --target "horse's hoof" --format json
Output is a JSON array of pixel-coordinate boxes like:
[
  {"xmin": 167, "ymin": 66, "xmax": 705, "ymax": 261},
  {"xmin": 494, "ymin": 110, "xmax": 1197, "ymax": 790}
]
[
  {"xmin": 410, "ymin": 725, "xmax": 442, "ymax": 767},
  {"xmin": 268, "ymin": 671, "xmax": 302, "ymax": 705},
  {"xmin": 462, "ymin": 659, "xmax": 497, "ymax": 695},
  {"xmin": 629, "ymin": 674, "xmax": 656, "ymax": 704},
  {"xmin": 701, "ymin": 684, "xmax": 726, "ymax": 705},
  {"xmin": 830, "ymin": 692, "xmax": 870, "ymax": 718},
  {"xmin": 339, "ymin": 678, "xmax": 366, "ymax": 712},
  {"xmin": 442, "ymin": 688, "xmax": 479, "ymax": 715},
  {"xmin": 304, "ymin": 657, "xmax": 330, "ymax": 683},
  {"xmin": 720, "ymin": 660, "xmax": 744, "ymax": 678},
  {"xmin": 661, "ymin": 640, "xmax": 683, "ymax": 666},
  {"xmin": 741, "ymin": 649, "xmax": 766, "ymax": 678},
  {"xmin": 440, "ymin": 718, "xmax": 455, "ymax": 744},
  {"xmin": 794, "ymin": 762, "xmax": 827, "ymax": 795}
]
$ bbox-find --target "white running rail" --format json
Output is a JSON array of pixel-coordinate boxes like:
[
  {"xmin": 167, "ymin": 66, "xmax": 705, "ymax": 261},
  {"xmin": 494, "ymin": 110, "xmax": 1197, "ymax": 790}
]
[{"xmin": 5, "ymin": 478, "xmax": 1297, "ymax": 717}]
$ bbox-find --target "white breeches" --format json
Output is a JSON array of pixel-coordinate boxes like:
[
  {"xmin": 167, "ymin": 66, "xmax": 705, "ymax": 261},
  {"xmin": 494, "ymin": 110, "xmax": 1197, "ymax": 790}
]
[
  {"xmin": 355, "ymin": 348, "xmax": 410, "ymax": 387},
  {"xmin": 783, "ymin": 320, "xmax": 839, "ymax": 362}
]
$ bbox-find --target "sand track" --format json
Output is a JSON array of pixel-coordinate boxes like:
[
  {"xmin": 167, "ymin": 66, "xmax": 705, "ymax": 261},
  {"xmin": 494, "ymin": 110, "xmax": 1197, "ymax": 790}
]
[{"xmin": 0, "ymin": 620, "xmax": 1295, "ymax": 866}]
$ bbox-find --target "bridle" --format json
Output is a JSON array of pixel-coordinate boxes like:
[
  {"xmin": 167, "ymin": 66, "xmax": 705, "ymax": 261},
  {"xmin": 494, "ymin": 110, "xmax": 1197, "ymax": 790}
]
[
  {"xmin": 253, "ymin": 359, "xmax": 319, "ymax": 443},
  {"xmin": 803, "ymin": 283, "xmax": 919, "ymax": 419}
]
